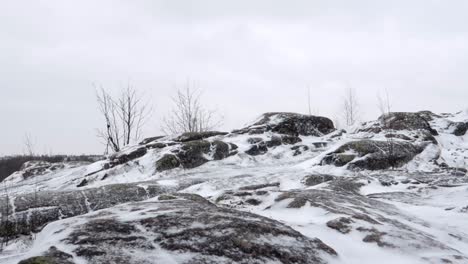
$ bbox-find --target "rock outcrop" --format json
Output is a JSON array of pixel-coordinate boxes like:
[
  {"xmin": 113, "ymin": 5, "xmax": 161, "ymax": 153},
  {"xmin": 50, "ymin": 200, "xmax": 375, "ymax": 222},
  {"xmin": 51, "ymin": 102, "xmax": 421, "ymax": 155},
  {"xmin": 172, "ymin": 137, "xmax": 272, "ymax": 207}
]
[
  {"xmin": 0, "ymin": 183, "xmax": 172, "ymax": 237},
  {"xmin": 234, "ymin": 112, "xmax": 335, "ymax": 136},
  {"xmin": 321, "ymin": 140, "xmax": 427, "ymax": 170},
  {"xmin": 18, "ymin": 194, "xmax": 337, "ymax": 264},
  {"xmin": 378, "ymin": 112, "xmax": 439, "ymax": 135}
]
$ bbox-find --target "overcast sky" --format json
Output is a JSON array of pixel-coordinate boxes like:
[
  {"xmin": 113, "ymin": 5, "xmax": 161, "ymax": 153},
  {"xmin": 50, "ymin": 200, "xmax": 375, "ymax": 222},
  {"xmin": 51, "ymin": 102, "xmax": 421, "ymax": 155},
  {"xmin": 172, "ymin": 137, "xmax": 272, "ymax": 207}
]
[{"xmin": 1, "ymin": 0, "xmax": 468, "ymax": 155}]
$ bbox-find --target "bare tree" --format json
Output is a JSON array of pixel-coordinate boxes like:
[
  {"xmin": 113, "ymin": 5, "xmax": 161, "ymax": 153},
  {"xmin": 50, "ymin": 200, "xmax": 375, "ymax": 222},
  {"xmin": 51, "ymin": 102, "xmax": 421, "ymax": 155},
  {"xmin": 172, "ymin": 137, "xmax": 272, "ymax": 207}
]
[
  {"xmin": 96, "ymin": 85, "xmax": 151, "ymax": 153},
  {"xmin": 377, "ymin": 89, "xmax": 397, "ymax": 169},
  {"xmin": 162, "ymin": 83, "xmax": 222, "ymax": 135},
  {"xmin": 116, "ymin": 86, "xmax": 150, "ymax": 146},
  {"xmin": 306, "ymin": 86, "xmax": 320, "ymax": 116},
  {"xmin": 341, "ymin": 87, "xmax": 359, "ymax": 126},
  {"xmin": 377, "ymin": 89, "xmax": 391, "ymax": 119},
  {"xmin": 23, "ymin": 133, "xmax": 36, "ymax": 156}
]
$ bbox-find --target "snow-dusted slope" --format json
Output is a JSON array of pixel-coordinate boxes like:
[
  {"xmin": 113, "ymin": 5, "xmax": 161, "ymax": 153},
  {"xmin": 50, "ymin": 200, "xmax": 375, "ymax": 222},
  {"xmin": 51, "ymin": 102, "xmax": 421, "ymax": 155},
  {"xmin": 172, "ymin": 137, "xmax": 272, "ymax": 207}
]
[{"xmin": 1, "ymin": 111, "xmax": 467, "ymax": 264}]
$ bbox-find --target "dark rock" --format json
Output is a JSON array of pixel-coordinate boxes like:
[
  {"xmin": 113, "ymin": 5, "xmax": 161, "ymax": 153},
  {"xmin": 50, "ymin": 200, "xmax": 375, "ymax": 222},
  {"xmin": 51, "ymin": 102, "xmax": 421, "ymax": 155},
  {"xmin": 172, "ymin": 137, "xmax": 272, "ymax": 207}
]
[
  {"xmin": 229, "ymin": 143, "xmax": 239, "ymax": 150},
  {"xmin": 239, "ymin": 182, "xmax": 280, "ymax": 190},
  {"xmin": 321, "ymin": 140, "xmax": 427, "ymax": 170},
  {"xmin": 245, "ymin": 198, "xmax": 262, "ymax": 205},
  {"xmin": 156, "ymin": 154, "xmax": 181, "ymax": 172},
  {"xmin": 175, "ymin": 131, "xmax": 228, "ymax": 142},
  {"xmin": 33, "ymin": 195, "xmax": 336, "ymax": 264},
  {"xmin": 247, "ymin": 137, "xmax": 263, "ymax": 144},
  {"xmin": 0, "ymin": 183, "xmax": 172, "ymax": 237},
  {"xmin": 255, "ymin": 190, "xmax": 269, "ymax": 196},
  {"xmin": 449, "ymin": 122, "xmax": 467, "ymax": 136},
  {"xmin": 233, "ymin": 191, "xmax": 253, "ymax": 197},
  {"xmin": 235, "ymin": 112, "xmax": 335, "ymax": 136},
  {"xmin": 326, "ymin": 217, "xmax": 354, "ymax": 234},
  {"xmin": 357, "ymin": 227, "xmax": 393, "ymax": 248},
  {"xmin": 146, "ymin": 142, "xmax": 167, "ymax": 149},
  {"xmin": 245, "ymin": 142, "xmax": 268, "ymax": 156},
  {"xmin": 139, "ymin": 136, "xmax": 165, "ymax": 145},
  {"xmin": 321, "ymin": 153, "xmax": 356, "ymax": 167},
  {"xmin": 109, "ymin": 147, "xmax": 147, "ymax": 167},
  {"xmin": 385, "ymin": 133, "xmax": 412, "ymax": 141},
  {"xmin": 175, "ymin": 140, "xmax": 236, "ymax": 169},
  {"xmin": 266, "ymin": 136, "xmax": 282, "ymax": 147},
  {"xmin": 312, "ymin": 142, "xmax": 328, "ymax": 148},
  {"xmin": 158, "ymin": 194, "xmax": 177, "ymax": 201},
  {"xmin": 379, "ymin": 112, "xmax": 438, "ymax": 135},
  {"xmin": 21, "ymin": 161, "xmax": 65, "ymax": 180},
  {"xmin": 177, "ymin": 140, "xmax": 212, "ymax": 169},
  {"xmin": 212, "ymin": 140, "xmax": 230, "ymax": 160},
  {"xmin": 19, "ymin": 247, "xmax": 75, "ymax": 264},
  {"xmin": 76, "ymin": 178, "xmax": 88, "ymax": 188},
  {"xmin": 291, "ymin": 145, "xmax": 310, "ymax": 156},
  {"xmin": 302, "ymin": 174, "xmax": 335, "ymax": 186},
  {"xmin": 281, "ymin": 135, "xmax": 302, "ymax": 145}
]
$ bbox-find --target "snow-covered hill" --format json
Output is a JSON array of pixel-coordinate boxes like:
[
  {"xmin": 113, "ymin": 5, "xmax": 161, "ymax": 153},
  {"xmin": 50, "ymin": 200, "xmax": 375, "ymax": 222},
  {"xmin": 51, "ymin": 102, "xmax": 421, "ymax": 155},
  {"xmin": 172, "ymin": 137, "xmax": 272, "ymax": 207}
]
[{"xmin": 1, "ymin": 111, "xmax": 467, "ymax": 264}]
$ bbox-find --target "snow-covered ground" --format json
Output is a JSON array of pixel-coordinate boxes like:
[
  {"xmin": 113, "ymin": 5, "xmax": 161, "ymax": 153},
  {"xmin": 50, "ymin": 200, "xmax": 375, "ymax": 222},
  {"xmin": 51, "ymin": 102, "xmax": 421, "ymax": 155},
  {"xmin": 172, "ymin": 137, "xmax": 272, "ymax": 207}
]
[{"xmin": 1, "ymin": 111, "xmax": 467, "ymax": 264}]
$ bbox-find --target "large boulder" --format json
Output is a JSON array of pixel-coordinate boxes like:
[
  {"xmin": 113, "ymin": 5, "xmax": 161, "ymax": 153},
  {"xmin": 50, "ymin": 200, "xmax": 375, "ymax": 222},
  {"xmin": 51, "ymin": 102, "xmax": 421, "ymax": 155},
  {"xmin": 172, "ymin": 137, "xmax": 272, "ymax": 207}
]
[
  {"xmin": 321, "ymin": 140, "xmax": 427, "ymax": 170},
  {"xmin": 378, "ymin": 112, "xmax": 438, "ymax": 135},
  {"xmin": 18, "ymin": 194, "xmax": 336, "ymax": 264},
  {"xmin": 448, "ymin": 122, "xmax": 467, "ymax": 136},
  {"xmin": 234, "ymin": 112, "xmax": 335, "ymax": 136}
]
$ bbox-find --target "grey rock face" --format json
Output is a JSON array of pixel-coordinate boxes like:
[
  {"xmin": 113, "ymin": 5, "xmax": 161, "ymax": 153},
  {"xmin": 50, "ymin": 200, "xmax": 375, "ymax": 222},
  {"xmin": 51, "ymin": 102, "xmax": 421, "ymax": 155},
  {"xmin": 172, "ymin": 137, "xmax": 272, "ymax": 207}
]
[
  {"xmin": 20, "ymin": 195, "xmax": 337, "ymax": 264},
  {"xmin": 138, "ymin": 136, "xmax": 165, "ymax": 145},
  {"xmin": 156, "ymin": 154, "xmax": 181, "ymax": 171},
  {"xmin": 321, "ymin": 140, "xmax": 427, "ymax": 170},
  {"xmin": 326, "ymin": 217, "xmax": 354, "ymax": 234},
  {"xmin": 109, "ymin": 146, "xmax": 147, "ymax": 167},
  {"xmin": 175, "ymin": 131, "xmax": 229, "ymax": 142},
  {"xmin": 234, "ymin": 112, "xmax": 335, "ymax": 136},
  {"xmin": 18, "ymin": 247, "xmax": 75, "ymax": 264},
  {"xmin": 245, "ymin": 142, "xmax": 268, "ymax": 156},
  {"xmin": 175, "ymin": 140, "xmax": 236, "ymax": 169},
  {"xmin": 378, "ymin": 112, "xmax": 438, "ymax": 135},
  {"xmin": 449, "ymin": 122, "xmax": 467, "ymax": 136},
  {"xmin": 0, "ymin": 183, "xmax": 172, "ymax": 237},
  {"xmin": 302, "ymin": 174, "xmax": 335, "ymax": 186}
]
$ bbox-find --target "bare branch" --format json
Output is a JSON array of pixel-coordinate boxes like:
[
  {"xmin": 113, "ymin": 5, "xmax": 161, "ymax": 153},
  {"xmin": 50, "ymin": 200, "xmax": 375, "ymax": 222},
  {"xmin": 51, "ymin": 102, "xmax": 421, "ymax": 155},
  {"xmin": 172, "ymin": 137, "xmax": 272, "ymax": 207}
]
[
  {"xmin": 162, "ymin": 82, "xmax": 222, "ymax": 135},
  {"xmin": 341, "ymin": 87, "xmax": 359, "ymax": 126},
  {"xmin": 95, "ymin": 84, "xmax": 151, "ymax": 153}
]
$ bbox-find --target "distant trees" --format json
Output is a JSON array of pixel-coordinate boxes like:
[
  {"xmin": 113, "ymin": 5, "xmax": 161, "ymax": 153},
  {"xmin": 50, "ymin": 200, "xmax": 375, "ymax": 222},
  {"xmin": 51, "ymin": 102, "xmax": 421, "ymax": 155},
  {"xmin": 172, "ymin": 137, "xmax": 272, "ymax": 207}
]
[
  {"xmin": 162, "ymin": 83, "xmax": 222, "ymax": 135},
  {"xmin": 96, "ymin": 85, "xmax": 151, "ymax": 153},
  {"xmin": 341, "ymin": 87, "xmax": 359, "ymax": 126}
]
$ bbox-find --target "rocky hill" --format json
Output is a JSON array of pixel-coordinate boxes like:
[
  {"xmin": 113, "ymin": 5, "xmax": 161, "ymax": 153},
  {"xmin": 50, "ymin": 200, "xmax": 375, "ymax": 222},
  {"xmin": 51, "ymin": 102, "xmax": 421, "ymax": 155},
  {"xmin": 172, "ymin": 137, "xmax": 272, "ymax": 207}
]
[{"xmin": 1, "ymin": 110, "xmax": 467, "ymax": 264}]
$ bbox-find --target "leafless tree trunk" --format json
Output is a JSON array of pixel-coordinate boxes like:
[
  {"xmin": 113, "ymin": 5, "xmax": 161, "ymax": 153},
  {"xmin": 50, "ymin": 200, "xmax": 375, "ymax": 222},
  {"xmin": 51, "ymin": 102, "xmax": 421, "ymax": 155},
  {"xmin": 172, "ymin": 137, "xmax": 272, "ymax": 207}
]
[
  {"xmin": 116, "ymin": 85, "xmax": 150, "ymax": 146},
  {"xmin": 377, "ymin": 89, "xmax": 391, "ymax": 120},
  {"xmin": 23, "ymin": 133, "xmax": 36, "ymax": 156},
  {"xmin": 162, "ymin": 83, "xmax": 222, "ymax": 135},
  {"xmin": 341, "ymin": 87, "xmax": 359, "ymax": 126},
  {"xmin": 377, "ymin": 89, "xmax": 396, "ymax": 169},
  {"xmin": 96, "ymin": 85, "xmax": 151, "ymax": 153}
]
